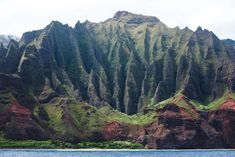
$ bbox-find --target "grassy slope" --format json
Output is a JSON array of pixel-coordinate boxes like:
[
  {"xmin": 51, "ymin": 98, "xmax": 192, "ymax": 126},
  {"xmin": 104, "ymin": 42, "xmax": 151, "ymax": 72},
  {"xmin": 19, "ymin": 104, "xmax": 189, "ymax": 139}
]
[
  {"xmin": 151, "ymin": 91, "xmax": 235, "ymax": 112},
  {"xmin": 98, "ymin": 106, "xmax": 156, "ymax": 125},
  {"xmin": 37, "ymin": 92, "xmax": 235, "ymax": 141},
  {"xmin": 34, "ymin": 97, "xmax": 156, "ymax": 143},
  {"xmin": 0, "ymin": 97, "xmax": 145, "ymax": 148},
  {"xmin": 42, "ymin": 98, "xmax": 157, "ymax": 133},
  {"xmin": 198, "ymin": 92, "xmax": 235, "ymax": 110}
]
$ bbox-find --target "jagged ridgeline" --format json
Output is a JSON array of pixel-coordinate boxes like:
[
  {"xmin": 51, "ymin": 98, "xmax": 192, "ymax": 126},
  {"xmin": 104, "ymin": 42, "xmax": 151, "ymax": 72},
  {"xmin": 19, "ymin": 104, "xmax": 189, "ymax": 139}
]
[{"xmin": 1, "ymin": 11, "xmax": 235, "ymax": 115}]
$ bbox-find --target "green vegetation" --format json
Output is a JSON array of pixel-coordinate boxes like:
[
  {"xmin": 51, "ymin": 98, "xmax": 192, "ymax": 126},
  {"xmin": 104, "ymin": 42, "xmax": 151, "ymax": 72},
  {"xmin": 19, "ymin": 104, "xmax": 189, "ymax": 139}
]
[
  {"xmin": 43, "ymin": 100, "xmax": 66, "ymax": 134},
  {"xmin": 43, "ymin": 98, "xmax": 156, "ymax": 135},
  {"xmin": 67, "ymin": 102, "xmax": 109, "ymax": 133},
  {"xmin": 39, "ymin": 98, "xmax": 156, "ymax": 142},
  {"xmin": 0, "ymin": 137, "xmax": 143, "ymax": 149},
  {"xmin": 0, "ymin": 90, "xmax": 14, "ymax": 112},
  {"xmin": 0, "ymin": 138, "xmax": 58, "ymax": 148},
  {"xmin": 151, "ymin": 92, "xmax": 235, "ymax": 111},
  {"xmin": 98, "ymin": 106, "xmax": 156, "ymax": 125},
  {"xmin": 151, "ymin": 92, "xmax": 184, "ymax": 109},
  {"xmin": 77, "ymin": 141, "xmax": 143, "ymax": 149},
  {"xmin": 195, "ymin": 92, "xmax": 235, "ymax": 111}
]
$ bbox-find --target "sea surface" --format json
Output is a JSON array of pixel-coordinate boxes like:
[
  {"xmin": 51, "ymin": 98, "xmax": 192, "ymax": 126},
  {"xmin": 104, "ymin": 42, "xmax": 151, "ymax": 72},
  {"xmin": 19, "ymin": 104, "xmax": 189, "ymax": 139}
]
[{"xmin": 0, "ymin": 149, "xmax": 235, "ymax": 157}]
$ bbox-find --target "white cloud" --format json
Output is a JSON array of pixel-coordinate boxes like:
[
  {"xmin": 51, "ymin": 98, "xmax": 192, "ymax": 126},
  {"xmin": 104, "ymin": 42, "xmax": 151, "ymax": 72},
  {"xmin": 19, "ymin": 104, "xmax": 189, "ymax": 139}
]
[{"xmin": 0, "ymin": 0, "xmax": 234, "ymax": 39}]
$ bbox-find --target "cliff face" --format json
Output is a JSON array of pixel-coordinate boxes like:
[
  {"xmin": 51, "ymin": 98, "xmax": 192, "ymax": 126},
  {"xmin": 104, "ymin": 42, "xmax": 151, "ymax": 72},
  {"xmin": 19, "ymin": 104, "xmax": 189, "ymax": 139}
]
[
  {"xmin": 0, "ymin": 11, "xmax": 235, "ymax": 148},
  {"xmin": 3, "ymin": 11, "xmax": 234, "ymax": 115},
  {"xmin": 104, "ymin": 98, "xmax": 235, "ymax": 149}
]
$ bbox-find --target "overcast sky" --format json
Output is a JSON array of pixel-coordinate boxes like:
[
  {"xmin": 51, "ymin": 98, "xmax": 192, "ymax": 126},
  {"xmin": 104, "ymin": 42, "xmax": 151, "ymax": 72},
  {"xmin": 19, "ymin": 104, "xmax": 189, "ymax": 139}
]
[{"xmin": 0, "ymin": 0, "xmax": 234, "ymax": 39}]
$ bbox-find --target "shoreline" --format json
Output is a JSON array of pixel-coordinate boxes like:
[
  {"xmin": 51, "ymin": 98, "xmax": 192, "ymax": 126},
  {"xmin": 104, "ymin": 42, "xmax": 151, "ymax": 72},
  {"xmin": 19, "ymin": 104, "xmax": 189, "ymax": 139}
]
[{"xmin": 1, "ymin": 148, "xmax": 235, "ymax": 151}]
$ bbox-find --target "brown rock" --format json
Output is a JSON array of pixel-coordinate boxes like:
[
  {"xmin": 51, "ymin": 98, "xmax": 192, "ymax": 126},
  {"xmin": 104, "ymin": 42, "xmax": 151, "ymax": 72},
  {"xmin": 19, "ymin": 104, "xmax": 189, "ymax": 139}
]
[{"xmin": 0, "ymin": 101, "xmax": 47, "ymax": 140}]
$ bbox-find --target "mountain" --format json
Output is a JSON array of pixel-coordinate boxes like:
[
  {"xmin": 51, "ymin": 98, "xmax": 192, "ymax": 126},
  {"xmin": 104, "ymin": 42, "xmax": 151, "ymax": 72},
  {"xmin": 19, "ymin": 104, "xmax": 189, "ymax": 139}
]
[
  {"xmin": 223, "ymin": 39, "xmax": 235, "ymax": 48},
  {"xmin": 0, "ymin": 35, "xmax": 20, "ymax": 47},
  {"xmin": 18, "ymin": 11, "xmax": 235, "ymax": 114},
  {"xmin": 0, "ymin": 11, "xmax": 235, "ymax": 148}
]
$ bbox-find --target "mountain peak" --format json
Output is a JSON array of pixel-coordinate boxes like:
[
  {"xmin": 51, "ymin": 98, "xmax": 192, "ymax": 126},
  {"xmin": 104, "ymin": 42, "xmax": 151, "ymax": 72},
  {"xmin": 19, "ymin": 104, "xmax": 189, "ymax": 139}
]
[
  {"xmin": 45, "ymin": 21, "xmax": 69, "ymax": 31},
  {"xmin": 0, "ymin": 35, "xmax": 20, "ymax": 48},
  {"xmin": 110, "ymin": 11, "xmax": 160, "ymax": 24},
  {"xmin": 196, "ymin": 26, "xmax": 203, "ymax": 32},
  {"xmin": 223, "ymin": 39, "xmax": 235, "ymax": 48},
  {"xmin": 113, "ymin": 11, "xmax": 133, "ymax": 19},
  {"xmin": 7, "ymin": 39, "xmax": 19, "ymax": 49},
  {"xmin": 50, "ymin": 21, "xmax": 64, "ymax": 28}
]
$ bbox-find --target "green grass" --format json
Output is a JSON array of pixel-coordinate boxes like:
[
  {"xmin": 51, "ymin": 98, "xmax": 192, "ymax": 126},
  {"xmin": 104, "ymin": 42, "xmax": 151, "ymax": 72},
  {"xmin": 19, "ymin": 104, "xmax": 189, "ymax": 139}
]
[
  {"xmin": 41, "ymin": 99, "xmax": 156, "ymax": 142},
  {"xmin": 0, "ymin": 90, "xmax": 14, "ymax": 113},
  {"xmin": 67, "ymin": 102, "xmax": 109, "ymax": 133},
  {"xmin": 189, "ymin": 100, "xmax": 208, "ymax": 110},
  {"xmin": 98, "ymin": 106, "xmax": 156, "ymax": 125},
  {"xmin": 0, "ymin": 137, "xmax": 143, "ymax": 149},
  {"xmin": 77, "ymin": 140, "xmax": 143, "ymax": 149},
  {"xmin": 67, "ymin": 101, "xmax": 156, "ymax": 131},
  {"xmin": 40, "ymin": 97, "xmax": 157, "ymax": 142},
  {"xmin": 151, "ymin": 91, "xmax": 235, "ymax": 111},
  {"xmin": 188, "ymin": 92, "xmax": 235, "ymax": 111},
  {"xmin": 151, "ymin": 92, "xmax": 183, "ymax": 109},
  {"xmin": 0, "ymin": 138, "xmax": 58, "ymax": 148},
  {"xmin": 43, "ymin": 100, "xmax": 66, "ymax": 134},
  {"xmin": 205, "ymin": 92, "xmax": 235, "ymax": 110}
]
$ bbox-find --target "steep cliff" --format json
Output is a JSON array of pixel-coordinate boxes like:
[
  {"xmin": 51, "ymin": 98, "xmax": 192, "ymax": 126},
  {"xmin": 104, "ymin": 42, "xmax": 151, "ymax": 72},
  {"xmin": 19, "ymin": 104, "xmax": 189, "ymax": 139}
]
[{"xmin": 0, "ymin": 11, "xmax": 235, "ymax": 148}]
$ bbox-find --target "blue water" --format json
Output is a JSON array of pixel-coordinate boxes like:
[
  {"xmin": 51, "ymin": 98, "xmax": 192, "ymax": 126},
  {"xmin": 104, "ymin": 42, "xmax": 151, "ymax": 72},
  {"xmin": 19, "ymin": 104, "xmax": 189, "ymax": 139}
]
[{"xmin": 0, "ymin": 149, "xmax": 235, "ymax": 157}]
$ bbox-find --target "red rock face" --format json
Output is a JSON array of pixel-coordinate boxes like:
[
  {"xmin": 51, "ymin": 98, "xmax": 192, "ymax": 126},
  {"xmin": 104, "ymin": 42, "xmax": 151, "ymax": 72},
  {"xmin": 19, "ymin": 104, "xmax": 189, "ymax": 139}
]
[
  {"xmin": 104, "ymin": 122, "xmax": 122, "ymax": 138},
  {"xmin": 145, "ymin": 104, "xmax": 207, "ymax": 149},
  {"xmin": 7, "ymin": 101, "xmax": 32, "ymax": 116},
  {"xmin": 219, "ymin": 98, "xmax": 235, "ymax": 110},
  {"xmin": 104, "ymin": 121, "xmax": 145, "ymax": 142},
  {"xmin": 103, "ymin": 104, "xmax": 204, "ymax": 148},
  {"xmin": 1, "ymin": 97, "xmax": 235, "ymax": 149},
  {"xmin": 0, "ymin": 101, "xmax": 47, "ymax": 140},
  {"xmin": 103, "ymin": 102, "xmax": 235, "ymax": 149},
  {"xmin": 208, "ymin": 99, "xmax": 235, "ymax": 147}
]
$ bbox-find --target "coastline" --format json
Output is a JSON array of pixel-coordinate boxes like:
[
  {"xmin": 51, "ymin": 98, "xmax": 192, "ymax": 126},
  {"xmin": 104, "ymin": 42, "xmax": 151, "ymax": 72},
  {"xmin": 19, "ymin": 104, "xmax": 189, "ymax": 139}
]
[
  {"xmin": 1, "ymin": 148, "xmax": 235, "ymax": 157},
  {"xmin": 1, "ymin": 148, "xmax": 235, "ymax": 151}
]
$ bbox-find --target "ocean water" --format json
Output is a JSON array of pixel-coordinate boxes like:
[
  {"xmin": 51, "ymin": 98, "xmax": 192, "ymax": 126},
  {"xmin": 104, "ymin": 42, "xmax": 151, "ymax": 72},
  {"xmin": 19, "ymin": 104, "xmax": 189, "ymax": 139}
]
[{"xmin": 0, "ymin": 149, "xmax": 235, "ymax": 157}]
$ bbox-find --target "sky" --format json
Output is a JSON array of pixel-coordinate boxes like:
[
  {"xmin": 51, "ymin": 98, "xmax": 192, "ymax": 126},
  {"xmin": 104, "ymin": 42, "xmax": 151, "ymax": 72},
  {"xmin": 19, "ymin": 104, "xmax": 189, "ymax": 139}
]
[{"xmin": 0, "ymin": 0, "xmax": 235, "ymax": 39}]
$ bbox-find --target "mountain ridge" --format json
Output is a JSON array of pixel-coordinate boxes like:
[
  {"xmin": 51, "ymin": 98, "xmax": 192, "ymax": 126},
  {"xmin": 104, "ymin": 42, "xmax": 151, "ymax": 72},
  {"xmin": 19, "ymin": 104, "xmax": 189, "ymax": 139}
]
[
  {"xmin": 3, "ymin": 11, "xmax": 235, "ymax": 114},
  {"xmin": 0, "ymin": 11, "xmax": 235, "ymax": 148},
  {"xmin": 0, "ymin": 35, "xmax": 20, "ymax": 47}
]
